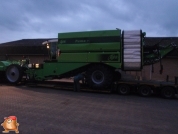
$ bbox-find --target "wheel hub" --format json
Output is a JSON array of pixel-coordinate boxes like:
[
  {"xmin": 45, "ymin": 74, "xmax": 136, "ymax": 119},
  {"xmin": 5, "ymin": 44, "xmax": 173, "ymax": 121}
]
[
  {"xmin": 6, "ymin": 66, "xmax": 20, "ymax": 83},
  {"xmin": 11, "ymin": 72, "xmax": 15, "ymax": 76},
  {"xmin": 164, "ymin": 90, "xmax": 171, "ymax": 97},
  {"xmin": 121, "ymin": 88, "xmax": 127, "ymax": 93},
  {"xmin": 142, "ymin": 89, "xmax": 148, "ymax": 95},
  {"xmin": 92, "ymin": 70, "xmax": 104, "ymax": 84}
]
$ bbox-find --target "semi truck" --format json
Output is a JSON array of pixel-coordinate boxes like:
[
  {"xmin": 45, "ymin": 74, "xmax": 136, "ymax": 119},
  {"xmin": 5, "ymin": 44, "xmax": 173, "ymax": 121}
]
[{"xmin": 2, "ymin": 29, "xmax": 178, "ymax": 98}]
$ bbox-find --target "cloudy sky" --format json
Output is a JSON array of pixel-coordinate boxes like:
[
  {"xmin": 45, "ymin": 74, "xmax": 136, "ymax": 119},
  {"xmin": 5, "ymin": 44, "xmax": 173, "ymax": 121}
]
[{"xmin": 0, "ymin": 0, "xmax": 178, "ymax": 43}]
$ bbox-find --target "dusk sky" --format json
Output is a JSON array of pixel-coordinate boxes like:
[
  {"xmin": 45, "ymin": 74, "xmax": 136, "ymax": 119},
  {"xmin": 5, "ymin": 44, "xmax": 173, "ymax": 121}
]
[{"xmin": 0, "ymin": 0, "xmax": 178, "ymax": 43}]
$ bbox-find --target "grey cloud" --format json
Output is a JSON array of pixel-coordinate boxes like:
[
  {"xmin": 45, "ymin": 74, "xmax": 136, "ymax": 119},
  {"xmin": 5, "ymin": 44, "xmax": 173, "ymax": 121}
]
[
  {"xmin": 125, "ymin": 0, "xmax": 178, "ymax": 36},
  {"xmin": 0, "ymin": 0, "xmax": 178, "ymax": 43}
]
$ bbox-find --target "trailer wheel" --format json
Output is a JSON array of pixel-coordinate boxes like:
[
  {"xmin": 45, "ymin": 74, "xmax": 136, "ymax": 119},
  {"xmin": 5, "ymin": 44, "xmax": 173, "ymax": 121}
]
[
  {"xmin": 138, "ymin": 85, "xmax": 151, "ymax": 97},
  {"xmin": 86, "ymin": 65, "xmax": 113, "ymax": 89},
  {"xmin": 118, "ymin": 84, "xmax": 130, "ymax": 95},
  {"xmin": 161, "ymin": 87, "xmax": 175, "ymax": 99},
  {"xmin": 5, "ymin": 64, "xmax": 23, "ymax": 84}
]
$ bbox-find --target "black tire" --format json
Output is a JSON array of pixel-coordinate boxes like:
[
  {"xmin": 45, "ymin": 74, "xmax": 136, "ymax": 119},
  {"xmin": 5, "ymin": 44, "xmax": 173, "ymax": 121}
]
[
  {"xmin": 86, "ymin": 64, "xmax": 113, "ymax": 89},
  {"xmin": 161, "ymin": 87, "xmax": 175, "ymax": 99},
  {"xmin": 5, "ymin": 64, "xmax": 23, "ymax": 84},
  {"xmin": 0, "ymin": 71, "xmax": 6, "ymax": 82},
  {"xmin": 138, "ymin": 85, "xmax": 152, "ymax": 97},
  {"xmin": 118, "ymin": 84, "xmax": 130, "ymax": 95}
]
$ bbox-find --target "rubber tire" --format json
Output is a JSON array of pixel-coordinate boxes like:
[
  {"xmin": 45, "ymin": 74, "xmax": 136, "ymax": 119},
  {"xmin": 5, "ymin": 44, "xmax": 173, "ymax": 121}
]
[
  {"xmin": 138, "ymin": 85, "xmax": 151, "ymax": 97},
  {"xmin": 5, "ymin": 64, "xmax": 23, "ymax": 84},
  {"xmin": 86, "ymin": 65, "xmax": 113, "ymax": 89},
  {"xmin": 118, "ymin": 84, "xmax": 130, "ymax": 95},
  {"xmin": 161, "ymin": 87, "xmax": 175, "ymax": 99}
]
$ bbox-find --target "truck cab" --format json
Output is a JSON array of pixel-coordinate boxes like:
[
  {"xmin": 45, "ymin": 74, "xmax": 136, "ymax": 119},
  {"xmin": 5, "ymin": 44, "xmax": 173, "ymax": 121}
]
[{"xmin": 42, "ymin": 39, "xmax": 59, "ymax": 60}]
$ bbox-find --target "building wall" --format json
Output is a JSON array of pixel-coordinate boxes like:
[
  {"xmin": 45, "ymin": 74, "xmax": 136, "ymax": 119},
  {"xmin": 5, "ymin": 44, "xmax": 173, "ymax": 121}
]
[
  {"xmin": 124, "ymin": 57, "xmax": 178, "ymax": 82},
  {"xmin": 150, "ymin": 58, "xmax": 178, "ymax": 81}
]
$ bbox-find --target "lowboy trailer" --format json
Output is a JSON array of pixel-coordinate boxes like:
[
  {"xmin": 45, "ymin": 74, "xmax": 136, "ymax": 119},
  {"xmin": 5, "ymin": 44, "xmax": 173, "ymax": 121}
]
[{"xmin": 2, "ymin": 29, "xmax": 178, "ymax": 98}]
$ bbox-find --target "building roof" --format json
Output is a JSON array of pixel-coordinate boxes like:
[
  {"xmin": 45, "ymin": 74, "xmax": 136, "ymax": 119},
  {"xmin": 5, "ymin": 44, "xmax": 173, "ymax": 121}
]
[
  {"xmin": 0, "ymin": 38, "xmax": 56, "ymax": 56},
  {"xmin": 145, "ymin": 37, "xmax": 178, "ymax": 46},
  {"xmin": 0, "ymin": 38, "xmax": 56, "ymax": 46}
]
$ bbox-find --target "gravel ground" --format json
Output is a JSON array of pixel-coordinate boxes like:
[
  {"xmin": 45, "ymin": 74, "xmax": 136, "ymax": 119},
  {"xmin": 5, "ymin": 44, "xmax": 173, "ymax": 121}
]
[{"xmin": 0, "ymin": 85, "xmax": 178, "ymax": 134}]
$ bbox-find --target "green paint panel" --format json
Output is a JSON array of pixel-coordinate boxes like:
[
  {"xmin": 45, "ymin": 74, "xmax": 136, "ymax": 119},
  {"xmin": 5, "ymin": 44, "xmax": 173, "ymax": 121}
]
[
  {"xmin": 28, "ymin": 62, "xmax": 88, "ymax": 81},
  {"xmin": 0, "ymin": 61, "xmax": 20, "ymax": 71},
  {"xmin": 58, "ymin": 52, "xmax": 121, "ymax": 63},
  {"xmin": 87, "ymin": 52, "xmax": 121, "ymax": 63},
  {"xmin": 58, "ymin": 53, "xmax": 87, "ymax": 62},
  {"xmin": 59, "ymin": 42, "xmax": 120, "ymax": 52},
  {"xmin": 59, "ymin": 43, "xmax": 89, "ymax": 52},
  {"xmin": 87, "ymin": 42, "xmax": 121, "ymax": 52},
  {"xmin": 58, "ymin": 30, "xmax": 121, "ymax": 52}
]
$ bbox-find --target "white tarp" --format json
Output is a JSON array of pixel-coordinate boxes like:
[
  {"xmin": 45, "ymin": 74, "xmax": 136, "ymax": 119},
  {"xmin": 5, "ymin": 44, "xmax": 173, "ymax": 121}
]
[{"xmin": 123, "ymin": 30, "xmax": 142, "ymax": 70}]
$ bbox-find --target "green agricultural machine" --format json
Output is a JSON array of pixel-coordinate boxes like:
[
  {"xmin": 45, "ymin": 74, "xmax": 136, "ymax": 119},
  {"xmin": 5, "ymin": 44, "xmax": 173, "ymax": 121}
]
[
  {"xmin": 25, "ymin": 29, "xmax": 145, "ymax": 89},
  {"xmin": 0, "ymin": 59, "xmax": 28, "ymax": 83},
  {"xmin": 2, "ymin": 29, "xmax": 177, "ymax": 93}
]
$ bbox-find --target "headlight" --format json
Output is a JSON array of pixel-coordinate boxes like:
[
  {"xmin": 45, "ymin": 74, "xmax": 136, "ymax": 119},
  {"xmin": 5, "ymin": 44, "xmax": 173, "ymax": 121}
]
[
  {"xmin": 35, "ymin": 64, "xmax": 40, "ymax": 68},
  {"xmin": 28, "ymin": 64, "xmax": 32, "ymax": 68},
  {"xmin": 28, "ymin": 63, "xmax": 43, "ymax": 69},
  {"xmin": 47, "ymin": 44, "xmax": 50, "ymax": 49}
]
